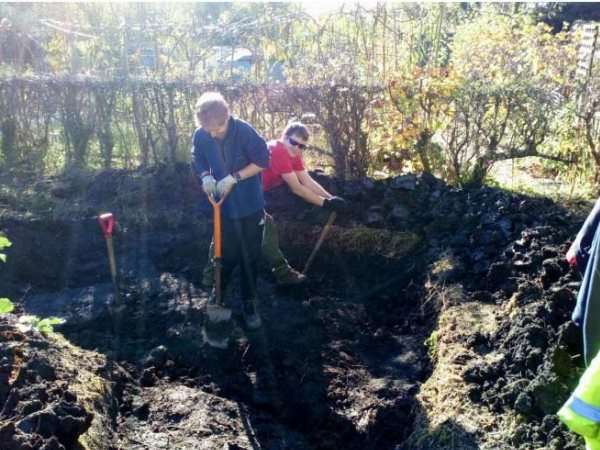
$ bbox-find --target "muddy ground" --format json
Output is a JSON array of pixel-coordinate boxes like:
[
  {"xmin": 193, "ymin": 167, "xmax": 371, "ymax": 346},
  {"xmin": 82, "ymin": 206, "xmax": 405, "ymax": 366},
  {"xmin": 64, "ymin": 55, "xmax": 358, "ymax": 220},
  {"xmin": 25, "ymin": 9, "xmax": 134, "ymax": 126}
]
[{"xmin": 0, "ymin": 164, "xmax": 590, "ymax": 449}]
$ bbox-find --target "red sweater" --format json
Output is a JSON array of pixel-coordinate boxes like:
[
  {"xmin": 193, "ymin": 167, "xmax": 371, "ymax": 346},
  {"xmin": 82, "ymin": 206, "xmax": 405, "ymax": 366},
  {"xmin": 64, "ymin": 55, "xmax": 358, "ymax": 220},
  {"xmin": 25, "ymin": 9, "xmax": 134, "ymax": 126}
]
[{"xmin": 262, "ymin": 140, "xmax": 305, "ymax": 191}]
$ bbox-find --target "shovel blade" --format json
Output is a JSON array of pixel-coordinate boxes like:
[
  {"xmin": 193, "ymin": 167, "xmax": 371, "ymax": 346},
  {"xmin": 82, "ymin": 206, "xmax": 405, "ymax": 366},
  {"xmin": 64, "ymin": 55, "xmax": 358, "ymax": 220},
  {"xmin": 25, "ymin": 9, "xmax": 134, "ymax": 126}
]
[
  {"xmin": 203, "ymin": 314, "xmax": 231, "ymax": 349},
  {"xmin": 206, "ymin": 304, "xmax": 232, "ymax": 322}
]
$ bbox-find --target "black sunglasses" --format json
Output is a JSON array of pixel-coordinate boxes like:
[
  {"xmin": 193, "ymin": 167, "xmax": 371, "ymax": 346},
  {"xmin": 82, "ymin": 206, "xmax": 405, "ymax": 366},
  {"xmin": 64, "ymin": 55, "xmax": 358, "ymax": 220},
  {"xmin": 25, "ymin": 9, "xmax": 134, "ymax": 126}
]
[{"xmin": 288, "ymin": 137, "xmax": 307, "ymax": 150}]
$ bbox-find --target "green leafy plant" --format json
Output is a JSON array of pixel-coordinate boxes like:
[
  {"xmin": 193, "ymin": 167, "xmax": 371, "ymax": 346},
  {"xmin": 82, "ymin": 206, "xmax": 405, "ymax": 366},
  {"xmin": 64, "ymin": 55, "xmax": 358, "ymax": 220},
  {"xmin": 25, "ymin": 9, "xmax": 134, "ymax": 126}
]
[
  {"xmin": 424, "ymin": 330, "xmax": 440, "ymax": 360},
  {"xmin": 0, "ymin": 235, "xmax": 10, "ymax": 263},
  {"xmin": 0, "ymin": 235, "xmax": 64, "ymax": 333},
  {"xmin": 0, "ymin": 297, "xmax": 14, "ymax": 315},
  {"xmin": 0, "ymin": 235, "xmax": 13, "ymax": 315},
  {"xmin": 17, "ymin": 315, "xmax": 65, "ymax": 334}
]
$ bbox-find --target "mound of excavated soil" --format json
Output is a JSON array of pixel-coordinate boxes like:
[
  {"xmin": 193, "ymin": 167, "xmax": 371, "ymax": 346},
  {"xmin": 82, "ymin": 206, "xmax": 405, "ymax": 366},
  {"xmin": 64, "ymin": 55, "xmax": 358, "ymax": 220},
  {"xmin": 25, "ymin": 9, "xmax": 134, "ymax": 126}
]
[
  {"xmin": 0, "ymin": 165, "xmax": 590, "ymax": 449},
  {"xmin": 402, "ymin": 187, "xmax": 586, "ymax": 450},
  {"xmin": 0, "ymin": 314, "xmax": 121, "ymax": 450}
]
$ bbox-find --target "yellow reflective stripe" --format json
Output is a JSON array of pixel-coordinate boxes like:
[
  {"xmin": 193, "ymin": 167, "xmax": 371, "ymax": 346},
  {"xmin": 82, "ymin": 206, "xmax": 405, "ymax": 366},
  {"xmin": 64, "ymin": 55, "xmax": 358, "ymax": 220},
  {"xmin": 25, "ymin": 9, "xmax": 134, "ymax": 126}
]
[{"xmin": 569, "ymin": 396, "xmax": 600, "ymax": 423}]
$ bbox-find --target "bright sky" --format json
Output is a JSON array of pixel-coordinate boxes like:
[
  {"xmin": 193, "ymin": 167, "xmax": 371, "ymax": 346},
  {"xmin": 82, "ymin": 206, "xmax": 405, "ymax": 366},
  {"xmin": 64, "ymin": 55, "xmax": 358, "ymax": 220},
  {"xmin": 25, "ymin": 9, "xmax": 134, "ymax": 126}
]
[{"xmin": 299, "ymin": 0, "xmax": 380, "ymax": 17}]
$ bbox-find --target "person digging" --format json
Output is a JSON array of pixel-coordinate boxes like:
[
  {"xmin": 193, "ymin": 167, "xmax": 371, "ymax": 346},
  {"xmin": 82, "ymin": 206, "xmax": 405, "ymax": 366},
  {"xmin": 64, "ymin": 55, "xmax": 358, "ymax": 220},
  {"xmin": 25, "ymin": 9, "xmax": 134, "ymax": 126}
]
[
  {"xmin": 203, "ymin": 121, "xmax": 346, "ymax": 288},
  {"xmin": 191, "ymin": 92, "xmax": 270, "ymax": 340}
]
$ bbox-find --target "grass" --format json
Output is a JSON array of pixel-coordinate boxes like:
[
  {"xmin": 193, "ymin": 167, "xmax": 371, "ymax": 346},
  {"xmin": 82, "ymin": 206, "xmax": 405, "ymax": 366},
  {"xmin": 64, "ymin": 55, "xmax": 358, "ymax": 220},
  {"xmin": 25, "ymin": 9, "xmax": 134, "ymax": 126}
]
[
  {"xmin": 424, "ymin": 330, "xmax": 440, "ymax": 360},
  {"xmin": 488, "ymin": 158, "xmax": 597, "ymax": 207},
  {"xmin": 405, "ymin": 275, "xmax": 502, "ymax": 450},
  {"xmin": 51, "ymin": 334, "xmax": 117, "ymax": 450},
  {"xmin": 331, "ymin": 226, "xmax": 421, "ymax": 258},
  {"xmin": 429, "ymin": 250, "xmax": 460, "ymax": 284}
]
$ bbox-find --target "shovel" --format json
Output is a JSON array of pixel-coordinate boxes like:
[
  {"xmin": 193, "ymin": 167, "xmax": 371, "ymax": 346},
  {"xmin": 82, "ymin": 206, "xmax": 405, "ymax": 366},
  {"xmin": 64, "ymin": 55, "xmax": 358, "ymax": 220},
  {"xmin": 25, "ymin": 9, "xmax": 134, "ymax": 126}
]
[
  {"xmin": 206, "ymin": 192, "xmax": 232, "ymax": 322},
  {"xmin": 98, "ymin": 213, "xmax": 120, "ymax": 303},
  {"xmin": 302, "ymin": 211, "xmax": 337, "ymax": 275}
]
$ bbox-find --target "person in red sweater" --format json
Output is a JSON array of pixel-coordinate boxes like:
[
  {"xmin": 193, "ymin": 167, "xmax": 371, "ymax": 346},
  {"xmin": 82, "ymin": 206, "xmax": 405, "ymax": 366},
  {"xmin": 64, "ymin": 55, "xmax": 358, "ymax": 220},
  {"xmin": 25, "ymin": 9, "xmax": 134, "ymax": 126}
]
[
  {"xmin": 261, "ymin": 122, "xmax": 346, "ymax": 284},
  {"xmin": 203, "ymin": 121, "xmax": 345, "ymax": 287}
]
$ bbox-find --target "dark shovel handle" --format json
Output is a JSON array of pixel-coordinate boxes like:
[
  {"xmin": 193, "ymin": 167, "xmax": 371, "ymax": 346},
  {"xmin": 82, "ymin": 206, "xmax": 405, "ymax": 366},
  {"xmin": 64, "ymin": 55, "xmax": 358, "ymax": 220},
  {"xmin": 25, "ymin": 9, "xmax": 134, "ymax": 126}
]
[{"xmin": 303, "ymin": 211, "xmax": 337, "ymax": 275}]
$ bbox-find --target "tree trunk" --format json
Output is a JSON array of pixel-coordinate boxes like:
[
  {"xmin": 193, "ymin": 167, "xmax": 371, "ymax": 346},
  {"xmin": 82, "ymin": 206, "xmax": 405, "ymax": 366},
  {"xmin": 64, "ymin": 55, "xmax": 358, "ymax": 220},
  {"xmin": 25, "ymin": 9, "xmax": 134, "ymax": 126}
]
[
  {"xmin": 132, "ymin": 89, "xmax": 150, "ymax": 166},
  {"xmin": 99, "ymin": 130, "xmax": 114, "ymax": 170},
  {"xmin": 470, "ymin": 157, "xmax": 488, "ymax": 186},
  {"xmin": 166, "ymin": 88, "xmax": 178, "ymax": 163},
  {"xmin": 328, "ymin": 131, "xmax": 348, "ymax": 178},
  {"xmin": 0, "ymin": 118, "xmax": 16, "ymax": 164},
  {"xmin": 95, "ymin": 91, "xmax": 114, "ymax": 169},
  {"xmin": 416, "ymin": 130, "xmax": 432, "ymax": 173}
]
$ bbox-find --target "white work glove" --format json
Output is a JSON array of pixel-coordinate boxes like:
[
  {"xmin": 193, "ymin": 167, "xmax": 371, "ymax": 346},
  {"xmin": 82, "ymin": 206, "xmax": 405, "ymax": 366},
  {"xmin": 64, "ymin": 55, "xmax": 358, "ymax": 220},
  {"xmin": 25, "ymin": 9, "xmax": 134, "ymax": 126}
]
[
  {"xmin": 216, "ymin": 174, "xmax": 237, "ymax": 197},
  {"xmin": 201, "ymin": 174, "xmax": 217, "ymax": 197}
]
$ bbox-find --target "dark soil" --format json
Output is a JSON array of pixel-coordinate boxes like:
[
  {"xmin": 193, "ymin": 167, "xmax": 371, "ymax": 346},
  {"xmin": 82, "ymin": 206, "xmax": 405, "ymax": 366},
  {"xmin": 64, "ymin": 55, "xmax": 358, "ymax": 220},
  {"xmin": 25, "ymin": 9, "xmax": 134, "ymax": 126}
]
[{"xmin": 0, "ymin": 164, "xmax": 589, "ymax": 449}]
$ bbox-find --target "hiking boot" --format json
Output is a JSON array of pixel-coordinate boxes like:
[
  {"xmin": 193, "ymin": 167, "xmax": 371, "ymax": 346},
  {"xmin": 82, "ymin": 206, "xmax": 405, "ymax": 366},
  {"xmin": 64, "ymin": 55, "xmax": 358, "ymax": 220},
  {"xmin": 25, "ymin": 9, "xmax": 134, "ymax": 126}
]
[
  {"xmin": 202, "ymin": 264, "xmax": 215, "ymax": 289},
  {"xmin": 273, "ymin": 266, "xmax": 307, "ymax": 286},
  {"xmin": 243, "ymin": 299, "xmax": 262, "ymax": 330}
]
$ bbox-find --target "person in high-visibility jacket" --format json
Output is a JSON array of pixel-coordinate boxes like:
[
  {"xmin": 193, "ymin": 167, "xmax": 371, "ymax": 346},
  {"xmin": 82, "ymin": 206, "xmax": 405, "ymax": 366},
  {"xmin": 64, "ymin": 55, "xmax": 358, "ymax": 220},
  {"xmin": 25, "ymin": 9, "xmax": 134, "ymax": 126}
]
[
  {"xmin": 566, "ymin": 196, "xmax": 600, "ymax": 367},
  {"xmin": 558, "ymin": 349, "xmax": 600, "ymax": 450}
]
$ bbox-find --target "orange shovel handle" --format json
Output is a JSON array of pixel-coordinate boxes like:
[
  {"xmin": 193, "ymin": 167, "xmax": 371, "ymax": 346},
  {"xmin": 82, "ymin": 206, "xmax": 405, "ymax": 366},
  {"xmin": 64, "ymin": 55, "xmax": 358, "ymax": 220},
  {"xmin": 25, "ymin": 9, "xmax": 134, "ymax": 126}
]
[
  {"xmin": 207, "ymin": 194, "xmax": 226, "ymax": 258},
  {"xmin": 207, "ymin": 193, "xmax": 227, "ymax": 307},
  {"xmin": 213, "ymin": 203, "xmax": 222, "ymax": 258}
]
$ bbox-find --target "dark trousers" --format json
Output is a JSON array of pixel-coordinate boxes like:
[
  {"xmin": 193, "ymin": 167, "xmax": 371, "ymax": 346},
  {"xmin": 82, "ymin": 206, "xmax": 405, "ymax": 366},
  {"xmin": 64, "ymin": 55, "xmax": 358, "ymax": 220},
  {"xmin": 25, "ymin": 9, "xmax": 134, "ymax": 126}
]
[
  {"xmin": 207, "ymin": 211, "xmax": 288, "ymax": 274},
  {"xmin": 219, "ymin": 210, "xmax": 264, "ymax": 302},
  {"xmin": 262, "ymin": 212, "xmax": 288, "ymax": 271}
]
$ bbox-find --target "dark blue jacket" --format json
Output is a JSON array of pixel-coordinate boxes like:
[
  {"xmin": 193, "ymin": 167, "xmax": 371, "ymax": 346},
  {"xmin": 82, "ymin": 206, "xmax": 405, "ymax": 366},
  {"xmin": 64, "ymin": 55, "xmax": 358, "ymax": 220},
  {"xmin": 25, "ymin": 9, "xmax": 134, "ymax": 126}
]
[
  {"xmin": 573, "ymin": 227, "xmax": 600, "ymax": 367},
  {"xmin": 572, "ymin": 197, "xmax": 600, "ymax": 273},
  {"xmin": 571, "ymin": 197, "xmax": 600, "ymax": 366},
  {"xmin": 192, "ymin": 117, "xmax": 270, "ymax": 219}
]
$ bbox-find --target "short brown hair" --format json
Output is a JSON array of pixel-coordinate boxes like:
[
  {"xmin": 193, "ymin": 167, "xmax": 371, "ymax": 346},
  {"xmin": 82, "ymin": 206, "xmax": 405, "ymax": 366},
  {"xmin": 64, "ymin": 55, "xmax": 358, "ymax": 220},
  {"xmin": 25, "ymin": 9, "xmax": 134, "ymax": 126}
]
[
  {"xmin": 282, "ymin": 122, "xmax": 309, "ymax": 141},
  {"xmin": 195, "ymin": 92, "xmax": 230, "ymax": 128}
]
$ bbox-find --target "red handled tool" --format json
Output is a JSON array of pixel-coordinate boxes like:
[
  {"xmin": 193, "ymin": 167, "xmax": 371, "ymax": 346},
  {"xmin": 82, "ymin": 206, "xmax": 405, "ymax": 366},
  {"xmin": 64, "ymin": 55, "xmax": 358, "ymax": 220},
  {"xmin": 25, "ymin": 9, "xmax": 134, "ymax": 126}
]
[{"xmin": 99, "ymin": 213, "xmax": 119, "ymax": 301}]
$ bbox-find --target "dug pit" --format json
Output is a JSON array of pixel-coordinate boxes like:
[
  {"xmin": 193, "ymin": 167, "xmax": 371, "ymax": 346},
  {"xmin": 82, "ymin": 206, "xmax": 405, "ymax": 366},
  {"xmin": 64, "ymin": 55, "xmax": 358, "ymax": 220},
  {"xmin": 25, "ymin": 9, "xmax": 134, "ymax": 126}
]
[
  {"xmin": 0, "ymin": 167, "xmax": 434, "ymax": 449},
  {"xmin": 0, "ymin": 165, "xmax": 588, "ymax": 450}
]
